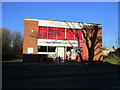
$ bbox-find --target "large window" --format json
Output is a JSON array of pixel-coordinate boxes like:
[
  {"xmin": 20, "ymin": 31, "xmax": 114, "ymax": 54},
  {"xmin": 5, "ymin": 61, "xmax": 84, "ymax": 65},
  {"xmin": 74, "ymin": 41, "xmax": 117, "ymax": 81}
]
[
  {"xmin": 38, "ymin": 46, "xmax": 56, "ymax": 52},
  {"xmin": 48, "ymin": 47, "xmax": 56, "ymax": 52},
  {"xmin": 38, "ymin": 46, "xmax": 47, "ymax": 52}
]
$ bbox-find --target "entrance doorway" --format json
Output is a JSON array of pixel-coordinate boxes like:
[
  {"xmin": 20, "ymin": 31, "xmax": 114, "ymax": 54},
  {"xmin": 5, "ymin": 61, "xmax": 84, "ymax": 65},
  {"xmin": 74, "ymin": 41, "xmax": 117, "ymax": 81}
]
[{"xmin": 56, "ymin": 47, "xmax": 65, "ymax": 62}]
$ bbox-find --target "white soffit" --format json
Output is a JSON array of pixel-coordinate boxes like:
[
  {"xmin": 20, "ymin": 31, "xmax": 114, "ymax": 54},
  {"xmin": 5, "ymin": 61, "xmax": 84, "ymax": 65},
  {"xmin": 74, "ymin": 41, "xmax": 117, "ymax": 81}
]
[
  {"xmin": 38, "ymin": 20, "xmax": 83, "ymax": 29},
  {"xmin": 25, "ymin": 18, "xmax": 83, "ymax": 29}
]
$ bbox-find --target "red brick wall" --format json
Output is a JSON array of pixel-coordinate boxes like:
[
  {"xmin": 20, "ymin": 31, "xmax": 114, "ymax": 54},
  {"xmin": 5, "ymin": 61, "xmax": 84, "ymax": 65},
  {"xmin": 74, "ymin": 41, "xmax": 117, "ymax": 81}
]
[
  {"xmin": 82, "ymin": 25, "xmax": 103, "ymax": 61},
  {"xmin": 23, "ymin": 19, "xmax": 103, "ymax": 61},
  {"xmin": 23, "ymin": 20, "xmax": 38, "ymax": 54}
]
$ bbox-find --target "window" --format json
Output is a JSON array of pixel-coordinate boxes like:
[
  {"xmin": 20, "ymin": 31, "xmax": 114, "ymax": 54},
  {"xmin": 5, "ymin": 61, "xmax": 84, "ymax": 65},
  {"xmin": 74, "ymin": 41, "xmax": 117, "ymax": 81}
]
[
  {"xmin": 67, "ymin": 47, "xmax": 72, "ymax": 51},
  {"xmin": 38, "ymin": 46, "xmax": 56, "ymax": 52},
  {"xmin": 38, "ymin": 46, "xmax": 47, "ymax": 52},
  {"xmin": 48, "ymin": 47, "xmax": 56, "ymax": 52}
]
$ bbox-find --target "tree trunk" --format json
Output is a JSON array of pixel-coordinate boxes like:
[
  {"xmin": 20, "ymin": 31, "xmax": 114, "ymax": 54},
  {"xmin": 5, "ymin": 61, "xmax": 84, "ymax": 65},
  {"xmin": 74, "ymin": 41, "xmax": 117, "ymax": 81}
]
[
  {"xmin": 88, "ymin": 45, "xmax": 94, "ymax": 62},
  {"xmin": 78, "ymin": 52, "xmax": 83, "ymax": 62},
  {"xmin": 78, "ymin": 40, "xmax": 83, "ymax": 62}
]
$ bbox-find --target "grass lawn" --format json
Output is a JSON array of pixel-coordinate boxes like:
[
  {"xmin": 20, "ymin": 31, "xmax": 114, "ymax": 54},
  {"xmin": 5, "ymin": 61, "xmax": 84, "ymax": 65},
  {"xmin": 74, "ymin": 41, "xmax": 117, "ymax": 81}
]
[
  {"xmin": 103, "ymin": 59, "xmax": 120, "ymax": 65},
  {"xmin": 2, "ymin": 59, "xmax": 120, "ymax": 65},
  {"xmin": 2, "ymin": 59, "xmax": 22, "ymax": 63}
]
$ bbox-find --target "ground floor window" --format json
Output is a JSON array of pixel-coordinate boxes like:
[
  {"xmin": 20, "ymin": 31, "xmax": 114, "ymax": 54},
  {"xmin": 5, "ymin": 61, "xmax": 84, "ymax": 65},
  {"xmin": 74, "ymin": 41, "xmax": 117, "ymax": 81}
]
[
  {"xmin": 38, "ymin": 46, "xmax": 56, "ymax": 52},
  {"xmin": 67, "ymin": 47, "xmax": 72, "ymax": 51},
  {"xmin": 48, "ymin": 46, "xmax": 56, "ymax": 52},
  {"xmin": 38, "ymin": 46, "xmax": 47, "ymax": 52}
]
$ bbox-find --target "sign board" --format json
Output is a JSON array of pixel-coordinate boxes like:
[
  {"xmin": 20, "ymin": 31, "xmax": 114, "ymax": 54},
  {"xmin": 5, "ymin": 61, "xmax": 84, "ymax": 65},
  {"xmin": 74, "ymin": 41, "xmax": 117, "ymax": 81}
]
[
  {"xmin": 38, "ymin": 39, "xmax": 79, "ymax": 47},
  {"xmin": 28, "ymin": 48, "xmax": 33, "ymax": 54}
]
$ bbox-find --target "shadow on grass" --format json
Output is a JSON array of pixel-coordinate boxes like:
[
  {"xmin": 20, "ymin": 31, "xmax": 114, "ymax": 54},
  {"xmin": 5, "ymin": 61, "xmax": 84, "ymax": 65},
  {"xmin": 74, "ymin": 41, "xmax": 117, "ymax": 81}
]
[{"xmin": 2, "ymin": 59, "xmax": 120, "ymax": 68}]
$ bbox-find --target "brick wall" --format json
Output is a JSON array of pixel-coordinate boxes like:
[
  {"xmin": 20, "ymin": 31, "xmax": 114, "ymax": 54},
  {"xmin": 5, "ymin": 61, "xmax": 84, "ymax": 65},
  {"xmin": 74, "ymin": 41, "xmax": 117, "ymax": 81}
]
[
  {"xmin": 23, "ymin": 19, "xmax": 103, "ymax": 61},
  {"xmin": 82, "ymin": 25, "xmax": 103, "ymax": 61},
  {"xmin": 23, "ymin": 20, "xmax": 38, "ymax": 54}
]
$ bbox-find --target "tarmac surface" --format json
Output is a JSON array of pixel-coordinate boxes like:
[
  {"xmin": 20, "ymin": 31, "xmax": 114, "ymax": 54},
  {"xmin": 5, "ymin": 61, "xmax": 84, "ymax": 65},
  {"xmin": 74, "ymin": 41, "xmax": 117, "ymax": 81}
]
[{"xmin": 2, "ymin": 62, "xmax": 120, "ymax": 89}]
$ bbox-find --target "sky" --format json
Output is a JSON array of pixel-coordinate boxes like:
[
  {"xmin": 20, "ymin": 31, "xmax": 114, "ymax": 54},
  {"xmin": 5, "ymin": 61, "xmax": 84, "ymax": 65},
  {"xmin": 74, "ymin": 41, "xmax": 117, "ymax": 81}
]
[{"xmin": 2, "ymin": 2, "xmax": 118, "ymax": 49}]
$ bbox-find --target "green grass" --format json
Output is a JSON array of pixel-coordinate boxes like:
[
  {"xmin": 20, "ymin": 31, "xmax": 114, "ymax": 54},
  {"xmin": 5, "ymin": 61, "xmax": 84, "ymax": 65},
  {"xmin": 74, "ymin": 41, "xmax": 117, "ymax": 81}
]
[
  {"xmin": 2, "ymin": 59, "xmax": 120, "ymax": 65},
  {"xmin": 103, "ymin": 59, "xmax": 120, "ymax": 65},
  {"xmin": 2, "ymin": 59, "xmax": 22, "ymax": 63}
]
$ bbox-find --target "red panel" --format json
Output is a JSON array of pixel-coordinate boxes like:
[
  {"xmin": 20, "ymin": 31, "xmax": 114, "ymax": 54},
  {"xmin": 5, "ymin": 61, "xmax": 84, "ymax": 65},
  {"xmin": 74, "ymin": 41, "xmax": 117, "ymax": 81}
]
[
  {"xmin": 75, "ymin": 29, "xmax": 82, "ymax": 40},
  {"xmin": 66, "ymin": 29, "xmax": 74, "ymax": 40},
  {"xmin": 38, "ymin": 27, "xmax": 47, "ymax": 39},
  {"xmin": 38, "ymin": 27, "xmax": 82, "ymax": 40},
  {"xmin": 57, "ymin": 28, "xmax": 65, "ymax": 40},
  {"xmin": 80, "ymin": 40, "xmax": 83, "ymax": 47},
  {"xmin": 48, "ymin": 27, "xmax": 56, "ymax": 39}
]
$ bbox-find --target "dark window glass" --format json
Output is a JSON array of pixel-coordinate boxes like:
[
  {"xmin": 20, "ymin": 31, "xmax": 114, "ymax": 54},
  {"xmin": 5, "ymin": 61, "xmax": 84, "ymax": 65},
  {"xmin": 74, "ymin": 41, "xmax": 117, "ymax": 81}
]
[
  {"xmin": 48, "ymin": 47, "xmax": 56, "ymax": 52},
  {"xmin": 38, "ymin": 46, "xmax": 47, "ymax": 52},
  {"xmin": 67, "ymin": 47, "xmax": 71, "ymax": 51}
]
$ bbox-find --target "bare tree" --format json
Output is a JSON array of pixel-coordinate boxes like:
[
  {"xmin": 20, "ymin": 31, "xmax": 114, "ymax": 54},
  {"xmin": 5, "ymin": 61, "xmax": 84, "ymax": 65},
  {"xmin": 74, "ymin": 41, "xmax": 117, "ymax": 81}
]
[
  {"xmin": 2, "ymin": 28, "xmax": 12, "ymax": 60},
  {"xmin": 2, "ymin": 28, "xmax": 23, "ymax": 60},
  {"xmin": 12, "ymin": 32, "xmax": 23, "ymax": 59},
  {"xmin": 64, "ymin": 21, "xmax": 83, "ymax": 62},
  {"xmin": 31, "ymin": 22, "xmax": 102, "ymax": 62},
  {"xmin": 82, "ymin": 24, "xmax": 102, "ymax": 62},
  {"xmin": 64, "ymin": 22, "xmax": 102, "ymax": 62}
]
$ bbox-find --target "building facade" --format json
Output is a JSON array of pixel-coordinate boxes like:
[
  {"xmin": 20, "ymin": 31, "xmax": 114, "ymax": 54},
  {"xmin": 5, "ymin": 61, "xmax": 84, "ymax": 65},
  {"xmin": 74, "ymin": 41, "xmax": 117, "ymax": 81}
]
[{"xmin": 23, "ymin": 18, "xmax": 103, "ymax": 62}]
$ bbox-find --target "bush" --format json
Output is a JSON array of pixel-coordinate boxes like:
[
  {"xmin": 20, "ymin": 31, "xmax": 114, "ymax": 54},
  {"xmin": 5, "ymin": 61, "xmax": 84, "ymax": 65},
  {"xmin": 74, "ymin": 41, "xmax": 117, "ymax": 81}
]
[
  {"xmin": 108, "ymin": 52, "xmax": 116, "ymax": 59},
  {"xmin": 106, "ymin": 48, "xmax": 120, "ymax": 60},
  {"xmin": 115, "ymin": 48, "xmax": 120, "ymax": 58}
]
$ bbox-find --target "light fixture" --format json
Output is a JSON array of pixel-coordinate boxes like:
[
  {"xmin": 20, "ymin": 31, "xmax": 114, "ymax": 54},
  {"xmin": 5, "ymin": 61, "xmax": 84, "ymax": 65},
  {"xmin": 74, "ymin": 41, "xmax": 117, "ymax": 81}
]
[{"xmin": 31, "ymin": 30, "xmax": 34, "ymax": 32}]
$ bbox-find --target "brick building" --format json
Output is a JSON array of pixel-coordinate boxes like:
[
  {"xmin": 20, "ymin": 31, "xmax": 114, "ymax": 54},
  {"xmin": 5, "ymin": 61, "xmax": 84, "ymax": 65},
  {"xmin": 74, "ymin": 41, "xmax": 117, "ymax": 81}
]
[{"xmin": 23, "ymin": 18, "xmax": 103, "ymax": 62}]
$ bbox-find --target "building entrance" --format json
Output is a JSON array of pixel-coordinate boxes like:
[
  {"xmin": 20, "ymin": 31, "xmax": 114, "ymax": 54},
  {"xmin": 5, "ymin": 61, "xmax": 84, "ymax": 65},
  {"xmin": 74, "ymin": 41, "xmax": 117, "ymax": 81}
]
[{"xmin": 56, "ymin": 47, "xmax": 65, "ymax": 62}]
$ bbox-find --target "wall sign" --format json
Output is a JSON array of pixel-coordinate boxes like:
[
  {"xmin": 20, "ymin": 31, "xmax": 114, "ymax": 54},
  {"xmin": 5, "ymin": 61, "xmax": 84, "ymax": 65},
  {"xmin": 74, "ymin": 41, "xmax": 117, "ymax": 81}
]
[
  {"xmin": 28, "ymin": 48, "xmax": 33, "ymax": 54},
  {"xmin": 38, "ymin": 39, "xmax": 79, "ymax": 47}
]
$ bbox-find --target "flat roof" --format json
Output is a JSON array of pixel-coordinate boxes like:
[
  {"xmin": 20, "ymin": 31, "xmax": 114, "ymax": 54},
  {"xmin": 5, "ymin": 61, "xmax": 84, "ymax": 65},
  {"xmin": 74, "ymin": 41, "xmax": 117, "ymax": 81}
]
[{"xmin": 25, "ymin": 18, "xmax": 101, "ymax": 26}]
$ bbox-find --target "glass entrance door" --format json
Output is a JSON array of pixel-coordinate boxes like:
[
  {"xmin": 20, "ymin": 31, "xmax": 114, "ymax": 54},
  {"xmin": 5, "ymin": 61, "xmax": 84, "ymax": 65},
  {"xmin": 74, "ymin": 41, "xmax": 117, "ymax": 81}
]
[{"xmin": 56, "ymin": 47, "xmax": 65, "ymax": 62}]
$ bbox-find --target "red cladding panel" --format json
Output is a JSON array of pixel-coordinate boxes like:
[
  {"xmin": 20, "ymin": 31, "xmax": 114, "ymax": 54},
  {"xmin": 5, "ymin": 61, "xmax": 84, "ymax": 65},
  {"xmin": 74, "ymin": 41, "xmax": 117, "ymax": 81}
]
[
  {"xmin": 66, "ymin": 29, "xmax": 74, "ymax": 40},
  {"xmin": 58, "ymin": 28, "xmax": 65, "ymax": 40},
  {"xmin": 48, "ymin": 27, "xmax": 56, "ymax": 39},
  {"xmin": 38, "ymin": 27, "xmax": 47, "ymax": 39},
  {"xmin": 75, "ymin": 29, "xmax": 82, "ymax": 40},
  {"xmin": 38, "ymin": 27, "xmax": 82, "ymax": 40},
  {"xmin": 80, "ymin": 40, "xmax": 83, "ymax": 47}
]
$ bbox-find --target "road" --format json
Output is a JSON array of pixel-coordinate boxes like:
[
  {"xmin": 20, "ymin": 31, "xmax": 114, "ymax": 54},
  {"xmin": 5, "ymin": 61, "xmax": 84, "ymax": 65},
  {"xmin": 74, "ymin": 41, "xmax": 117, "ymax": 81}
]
[{"xmin": 2, "ymin": 62, "xmax": 120, "ymax": 89}]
